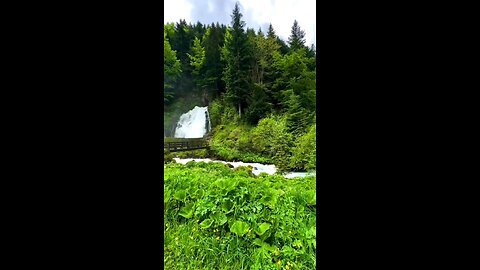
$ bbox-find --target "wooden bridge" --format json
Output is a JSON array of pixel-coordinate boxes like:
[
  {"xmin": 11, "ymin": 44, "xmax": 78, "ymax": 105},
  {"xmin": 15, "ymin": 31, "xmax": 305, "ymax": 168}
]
[{"xmin": 164, "ymin": 137, "xmax": 210, "ymax": 152}]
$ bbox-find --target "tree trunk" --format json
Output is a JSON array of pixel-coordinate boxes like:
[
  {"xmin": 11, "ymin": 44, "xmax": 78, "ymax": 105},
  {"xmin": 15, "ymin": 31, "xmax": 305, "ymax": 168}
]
[{"xmin": 238, "ymin": 102, "xmax": 241, "ymax": 118}]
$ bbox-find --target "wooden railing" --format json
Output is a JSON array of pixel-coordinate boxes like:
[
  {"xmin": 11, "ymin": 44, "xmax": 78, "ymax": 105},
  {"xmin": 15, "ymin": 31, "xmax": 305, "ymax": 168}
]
[{"xmin": 164, "ymin": 137, "xmax": 209, "ymax": 152}]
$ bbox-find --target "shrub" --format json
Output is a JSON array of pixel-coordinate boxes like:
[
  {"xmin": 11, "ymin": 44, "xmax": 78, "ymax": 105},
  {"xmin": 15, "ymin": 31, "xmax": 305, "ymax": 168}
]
[
  {"xmin": 208, "ymin": 99, "xmax": 223, "ymax": 128},
  {"xmin": 290, "ymin": 124, "xmax": 316, "ymax": 171},
  {"xmin": 251, "ymin": 115, "xmax": 294, "ymax": 171},
  {"xmin": 164, "ymin": 149, "xmax": 175, "ymax": 164}
]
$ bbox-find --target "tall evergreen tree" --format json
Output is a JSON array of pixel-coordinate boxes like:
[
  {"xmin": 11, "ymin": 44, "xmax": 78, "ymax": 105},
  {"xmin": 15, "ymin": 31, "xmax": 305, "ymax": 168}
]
[
  {"xmin": 203, "ymin": 23, "xmax": 225, "ymax": 98},
  {"xmin": 192, "ymin": 21, "xmax": 206, "ymax": 38},
  {"xmin": 277, "ymin": 37, "xmax": 290, "ymax": 55},
  {"xmin": 288, "ymin": 20, "xmax": 306, "ymax": 51},
  {"xmin": 187, "ymin": 36, "xmax": 206, "ymax": 89},
  {"xmin": 167, "ymin": 19, "xmax": 197, "ymax": 97},
  {"xmin": 267, "ymin": 23, "xmax": 276, "ymax": 39},
  {"xmin": 307, "ymin": 43, "xmax": 316, "ymax": 58},
  {"xmin": 222, "ymin": 3, "xmax": 252, "ymax": 118},
  {"xmin": 170, "ymin": 19, "xmax": 193, "ymax": 71}
]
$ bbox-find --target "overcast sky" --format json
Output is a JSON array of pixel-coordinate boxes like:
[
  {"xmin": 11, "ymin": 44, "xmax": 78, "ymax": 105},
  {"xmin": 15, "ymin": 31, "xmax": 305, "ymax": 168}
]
[{"xmin": 164, "ymin": 0, "xmax": 316, "ymax": 47}]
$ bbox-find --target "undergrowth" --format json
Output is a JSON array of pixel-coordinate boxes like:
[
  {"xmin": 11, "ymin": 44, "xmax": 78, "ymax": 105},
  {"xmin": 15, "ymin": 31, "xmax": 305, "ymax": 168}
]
[{"xmin": 164, "ymin": 162, "xmax": 316, "ymax": 269}]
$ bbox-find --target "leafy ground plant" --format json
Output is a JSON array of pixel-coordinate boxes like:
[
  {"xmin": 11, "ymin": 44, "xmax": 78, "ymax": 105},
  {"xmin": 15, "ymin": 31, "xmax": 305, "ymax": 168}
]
[{"xmin": 164, "ymin": 161, "xmax": 316, "ymax": 269}]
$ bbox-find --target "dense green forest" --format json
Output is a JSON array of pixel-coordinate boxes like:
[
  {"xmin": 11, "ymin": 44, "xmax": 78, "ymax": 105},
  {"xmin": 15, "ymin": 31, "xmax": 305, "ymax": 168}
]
[{"xmin": 164, "ymin": 3, "xmax": 316, "ymax": 172}]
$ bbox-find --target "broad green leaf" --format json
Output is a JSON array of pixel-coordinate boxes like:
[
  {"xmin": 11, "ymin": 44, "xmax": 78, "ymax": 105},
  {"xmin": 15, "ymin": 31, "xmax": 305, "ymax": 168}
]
[
  {"xmin": 255, "ymin": 222, "xmax": 271, "ymax": 236},
  {"xmin": 178, "ymin": 203, "xmax": 195, "ymax": 219},
  {"xmin": 263, "ymin": 242, "xmax": 274, "ymax": 252},
  {"xmin": 306, "ymin": 190, "xmax": 316, "ymax": 205},
  {"xmin": 212, "ymin": 212, "xmax": 228, "ymax": 226},
  {"xmin": 281, "ymin": 245, "xmax": 295, "ymax": 256},
  {"xmin": 194, "ymin": 189, "xmax": 204, "ymax": 199},
  {"xmin": 260, "ymin": 229, "xmax": 272, "ymax": 241},
  {"xmin": 225, "ymin": 179, "xmax": 238, "ymax": 191},
  {"xmin": 253, "ymin": 238, "xmax": 263, "ymax": 246},
  {"xmin": 256, "ymin": 245, "xmax": 270, "ymax": 260},
  {"xmin": 230, "ymin": 220, "xmax": 249, "ymax": 237},
  {"xmin": 221, "ymin": 200, "xmax": 235, "ymax": 214},
  {"xmin": 292, "ymin": 239, "xmax": 303, "ymax": 248},
  {"xmin": 214, "ymin": 178, "xmax": 238, "ymax": 195},
  {"xmin": 164, "ymin": 190, "xmax": 171, "ymax": 203},
  {"xmin": 173, "ymin": 190, "xmax": 186, "ymax": 202},
  {"xmin": 214, "ymin": 179, "xmax": 228, "ymax": 190},
  {"xmin": 200, "ymin": 219, "xmax": 214, "ymax": 229}
]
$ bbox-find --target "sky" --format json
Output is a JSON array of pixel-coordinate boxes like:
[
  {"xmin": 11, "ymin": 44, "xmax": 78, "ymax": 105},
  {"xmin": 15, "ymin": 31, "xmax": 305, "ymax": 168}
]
[{"xmin": 164, "ymin": 0, "xmax": 316, "ymax": 47}]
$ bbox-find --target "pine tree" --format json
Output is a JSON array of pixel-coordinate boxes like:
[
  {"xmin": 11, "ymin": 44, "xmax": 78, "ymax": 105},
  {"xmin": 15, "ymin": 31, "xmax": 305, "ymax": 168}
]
[
  {"xmin": 222, "ymin": 3, "xmax": 252, "ymax": 118},
  {"xmin": 288, "ymin": 20, "xmax": 306, "ymax": 51},
  {"xmin": 202, "ymin": 24, "xmax": 225, "ymax": 98},
  {"xmin": 168, "ymin": 19, "xmax": 197, "ymax": 97},
  {"xmin": 277, "ymin": 37, "xmax": 290, "ymax": 55},
  {"xmin": 257, "ymin": 27, "xmax": 263, "ymax": 36},
  {"xmin": 170, "ymin": 19, "xmax": 194, "ymax": 72},
  {"xmin": 267, "ymin": 23, "xmax": 276, "ymax": 39},
  {"xmin": 307, "ymin": 43, "xmax": 316, "ymax": 58},
  {"xmin": 187, "ymin": 36, "xmax": 206, "ymax": 89}
]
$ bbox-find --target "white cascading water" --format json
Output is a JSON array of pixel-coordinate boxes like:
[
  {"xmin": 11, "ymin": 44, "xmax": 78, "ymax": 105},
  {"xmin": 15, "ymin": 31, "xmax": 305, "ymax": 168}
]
[{"xmin": 174, "ymin": 106, "xmax": 211, "ymax": 138}]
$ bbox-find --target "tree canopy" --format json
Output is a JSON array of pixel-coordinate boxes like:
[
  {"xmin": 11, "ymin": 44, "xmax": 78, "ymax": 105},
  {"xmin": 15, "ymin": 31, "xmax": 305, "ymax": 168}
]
[{"xmin": 164, "ymin": 5, "xmax": 316, "ymax": 126}]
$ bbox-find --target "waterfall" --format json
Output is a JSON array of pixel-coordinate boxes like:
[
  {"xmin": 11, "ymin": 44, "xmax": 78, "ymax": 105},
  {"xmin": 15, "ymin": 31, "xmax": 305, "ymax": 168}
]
[{"xmin": 174, "ymin": 106, "xmax": 212, "ymax": 138}]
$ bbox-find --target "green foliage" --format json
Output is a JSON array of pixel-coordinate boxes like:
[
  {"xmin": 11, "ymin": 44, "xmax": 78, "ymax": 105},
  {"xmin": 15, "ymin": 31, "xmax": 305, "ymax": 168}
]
[
  {"xmin": 202, "ymin": 24, "xmax": 225, "ymax": 98},
  {"xmin": 245, "ymin": 83, "xmax": 272, "ymax": 124},
  {"xmin": 179, "ymin": 202, "xmax": 195, "ymax": 219},
  {"xmin": 290, "ymin": 124, "xmax": 316, "ymax": 171},
  {"xmin": 163, "ymin": 10, "xmax": 316, "ymax": 172},
  {"xmin": 208, "ymin": 96, "xmax": 239, "ymax": 128},
  {"xmin": 200, "ymin": 218, "xmax": 214, "ymax": 229},
  {"xmin": 222, "ymin": 4, "xmax": 253, "ymax": 117},
  {"xmin": 164, "ymin": 162, "xmax": 316, "ymax": 269},
  {"xmin": 164, "ymin": 29, "xmax": 182, "ymax": 102},
  {"xmin": 230, "ymin": 220, "xmax": 250, "ymax": 236},
  {"xmin": 164, "ymin": 149, "xmax": 175, "ymax": 164},
  {"xmin": 288, "ymin": 20, "xmax": 306, "ymax": 51},
  {"xmin": 255, "ymin": 222, "xmax": 271, "ymax": 236},
  {"xmin": 209, "ymin": 113, "xmax": 319, "ymax": 171},
  {"xmin": 164, "ymin": 10, "xmax": 316, "ymax": 270},
  {"xmin": 284, "ymin": 91, "xmax": 312, "ymax": 135},
  {"xmin": 251, "ymin": 115, "xmax": 293, "ymax": 171},
  {"xmin": 188, "ymin": 36, "xmax": 206, "ymax": 88},
  {"xmin": 210, "ymin": 122, "xmax": 274, "ymax": 164}
]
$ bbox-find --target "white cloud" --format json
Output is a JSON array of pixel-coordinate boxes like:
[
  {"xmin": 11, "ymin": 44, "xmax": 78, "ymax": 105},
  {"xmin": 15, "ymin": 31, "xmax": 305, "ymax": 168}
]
[
  {"xmin": 164, "ymin": 0, "xmax": 193, "ymax": 24},
  {"xmin": 164, "ymin": 0, "xmax": 316, "ymax": 46},
  {"xmin": 242, "ymin": 0, "xmax": 316, "ymax": 46}
]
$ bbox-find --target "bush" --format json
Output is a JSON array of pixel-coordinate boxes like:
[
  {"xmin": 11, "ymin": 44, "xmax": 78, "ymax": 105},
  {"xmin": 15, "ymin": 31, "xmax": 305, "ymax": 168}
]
[
  {"xmin": 290, "ymin": 124, "xmax": 316, "ymax": 171},
  {"xmin": 164, "ymin": 149, "xmax": 175, "ymax": 164},
  {"xmin": 173, "ymin": 149, "xmax": 208, "ymax": 159},
  {"xmin": 208, "ymin": 98, "xmax": 223, "ymax": 128},
  {"xmin": 251, "ymin": 115, "xmax": 294, "ymax": 171}
]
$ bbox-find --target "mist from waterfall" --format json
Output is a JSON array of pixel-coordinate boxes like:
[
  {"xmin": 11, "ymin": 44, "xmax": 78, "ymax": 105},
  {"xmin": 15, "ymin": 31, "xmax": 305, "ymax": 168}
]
[{"xmin": 174, "ymin": 106, "xmax": 211, "ymax": 138}]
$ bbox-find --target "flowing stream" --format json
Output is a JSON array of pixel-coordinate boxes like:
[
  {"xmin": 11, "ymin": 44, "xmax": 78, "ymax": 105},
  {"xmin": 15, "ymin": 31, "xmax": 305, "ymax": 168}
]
[{"xmin": 173, "ymin": 158, "xmax": 315, "ymax": 179}]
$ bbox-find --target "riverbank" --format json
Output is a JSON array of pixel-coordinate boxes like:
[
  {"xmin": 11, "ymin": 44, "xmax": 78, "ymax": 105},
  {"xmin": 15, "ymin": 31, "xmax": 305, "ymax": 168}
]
[{"xmin": 172, "ymin": 157, "xmax": 315, "ymax": 179}]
